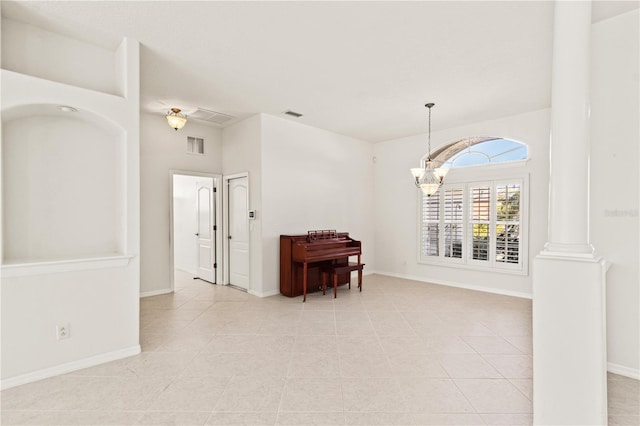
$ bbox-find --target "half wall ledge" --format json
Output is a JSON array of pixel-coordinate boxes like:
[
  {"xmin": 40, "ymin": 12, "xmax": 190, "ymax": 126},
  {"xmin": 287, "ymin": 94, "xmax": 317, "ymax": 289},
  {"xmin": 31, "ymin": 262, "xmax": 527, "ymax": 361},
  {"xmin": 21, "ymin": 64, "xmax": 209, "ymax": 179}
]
[{"xmin": 1, "ymin": 255, "xmax": 135, "ymax": 278}]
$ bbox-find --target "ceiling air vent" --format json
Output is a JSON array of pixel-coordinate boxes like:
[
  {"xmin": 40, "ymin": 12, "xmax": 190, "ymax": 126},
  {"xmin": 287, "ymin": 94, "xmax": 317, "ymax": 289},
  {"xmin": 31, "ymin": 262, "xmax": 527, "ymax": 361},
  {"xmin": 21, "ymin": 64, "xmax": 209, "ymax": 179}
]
[
  {"xmin": 283, "ymin": 110, "xmax": 303, "ymax": 118},
  {"xmin": 189, "ymin": 108, "xmax": 235, "ymax": 125}
]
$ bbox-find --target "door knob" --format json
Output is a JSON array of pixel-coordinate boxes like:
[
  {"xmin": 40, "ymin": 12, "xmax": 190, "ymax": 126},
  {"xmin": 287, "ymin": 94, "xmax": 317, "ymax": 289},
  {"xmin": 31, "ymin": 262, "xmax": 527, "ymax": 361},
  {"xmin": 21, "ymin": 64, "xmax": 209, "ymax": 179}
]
[
  {"xmin": 195, "ymin": 233, "xmax": 199, "ymax": 237},
  {"xmin": 228, "ymin": 235, "xmax": 232, "ymax": 240}
]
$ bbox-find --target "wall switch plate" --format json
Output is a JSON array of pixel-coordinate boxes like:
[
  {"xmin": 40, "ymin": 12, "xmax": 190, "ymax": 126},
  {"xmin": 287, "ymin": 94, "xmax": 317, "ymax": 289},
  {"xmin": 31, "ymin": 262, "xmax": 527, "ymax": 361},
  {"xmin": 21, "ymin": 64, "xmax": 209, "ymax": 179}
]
[{"xmin": 56, "ymin": 323, "xmax": 70, "ymax": 340}]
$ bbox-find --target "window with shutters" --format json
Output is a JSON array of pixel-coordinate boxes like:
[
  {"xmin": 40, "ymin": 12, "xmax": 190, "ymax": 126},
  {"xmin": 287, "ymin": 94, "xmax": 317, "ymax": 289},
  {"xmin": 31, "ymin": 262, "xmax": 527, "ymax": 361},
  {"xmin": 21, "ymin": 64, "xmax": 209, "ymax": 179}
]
[
  {"xmin": 419, "ymin": 179, "xmax": 525, "ymax": 273},
  {"xmin": 417, "ymin": 137, "xmax": 528, "ymax": 274}
]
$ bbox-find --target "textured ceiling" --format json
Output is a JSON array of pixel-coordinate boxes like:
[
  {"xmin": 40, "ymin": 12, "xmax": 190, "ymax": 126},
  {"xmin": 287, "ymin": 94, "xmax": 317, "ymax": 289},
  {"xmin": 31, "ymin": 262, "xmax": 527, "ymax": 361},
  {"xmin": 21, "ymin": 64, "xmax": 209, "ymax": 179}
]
[{"xmin": 2, "ymin": 1, "xmax": 638, "ymax": 142}]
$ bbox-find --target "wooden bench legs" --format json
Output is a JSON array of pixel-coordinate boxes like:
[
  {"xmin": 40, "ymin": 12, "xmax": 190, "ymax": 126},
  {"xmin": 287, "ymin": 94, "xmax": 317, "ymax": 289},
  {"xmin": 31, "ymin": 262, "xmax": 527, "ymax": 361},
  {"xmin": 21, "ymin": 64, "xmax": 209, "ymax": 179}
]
[{"xmin": 321, "ymin": 262, "xmax": 365, "ymax": 298}]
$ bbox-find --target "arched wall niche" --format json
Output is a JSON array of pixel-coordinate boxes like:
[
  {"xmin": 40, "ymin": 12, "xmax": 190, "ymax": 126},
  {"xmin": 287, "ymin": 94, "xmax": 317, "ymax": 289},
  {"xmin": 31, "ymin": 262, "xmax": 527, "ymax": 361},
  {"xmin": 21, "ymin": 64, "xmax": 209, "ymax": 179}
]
[{"xmin": 2, "ymin": 103, "xmax": 126, "ymax": 263}]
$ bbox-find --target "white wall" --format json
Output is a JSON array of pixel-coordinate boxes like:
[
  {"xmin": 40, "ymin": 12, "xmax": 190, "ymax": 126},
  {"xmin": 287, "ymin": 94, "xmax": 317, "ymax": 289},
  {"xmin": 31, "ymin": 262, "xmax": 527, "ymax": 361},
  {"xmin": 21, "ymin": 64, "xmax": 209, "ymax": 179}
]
[
  {"xmin": 140, "ymin": 113, "xmax": 222, "ymax": 296},
  {"xmin": 590, "ymin": 10, "xmax": 639, "ymax": 376},
  {"xmin": 221, "ymin": 113, "xmax": 375, "ymax": 297},
  {"xmin": 1, "ymin": 17, "xmax": 121, "ymax": 96},
  {"xmin": 221, "ymin": 115, "xmax": 263, "ymax": 294},
  {"xmin": 261, "ymin": 114, "xmax": 376, "ymax": 297},
  {"xmin": 1, "ymin": 20, "xmax": 140, "ymax": 387},
  {"xmin": 3, "ymin": 113, "xmax": 124, "ymax": 262},
  {"xmin": 373, "ymin": 109, "xmax": 550, "ymax": 297}
]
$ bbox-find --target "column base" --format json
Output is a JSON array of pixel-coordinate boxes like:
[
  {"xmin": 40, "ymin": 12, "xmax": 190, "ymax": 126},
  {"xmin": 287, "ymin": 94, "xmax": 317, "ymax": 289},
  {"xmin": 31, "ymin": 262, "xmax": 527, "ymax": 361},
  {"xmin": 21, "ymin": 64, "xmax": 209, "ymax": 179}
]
[
  {"xmin": 542, "ymin": 241, "xmax": 595, "ymax": 258},
  {"xmin": 532, "ymin": 255, "xmax": 608, "ymax": 425}
]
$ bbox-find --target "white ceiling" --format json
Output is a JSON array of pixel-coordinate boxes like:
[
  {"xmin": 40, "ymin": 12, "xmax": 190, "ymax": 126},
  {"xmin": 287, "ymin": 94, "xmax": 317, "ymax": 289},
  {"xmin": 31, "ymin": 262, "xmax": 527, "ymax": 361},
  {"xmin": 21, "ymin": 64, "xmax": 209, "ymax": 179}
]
[{"xmin": 3, "ymin": 1, "xmax": 638, "ymax": 142}]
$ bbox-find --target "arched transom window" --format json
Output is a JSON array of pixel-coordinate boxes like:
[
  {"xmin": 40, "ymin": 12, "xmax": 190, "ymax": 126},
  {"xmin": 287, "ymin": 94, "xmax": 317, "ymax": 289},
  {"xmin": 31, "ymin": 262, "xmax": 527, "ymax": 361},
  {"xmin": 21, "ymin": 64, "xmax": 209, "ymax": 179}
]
[{"xmin": 432, "ymin": 137, "xmax": 528, "ymax": 169}]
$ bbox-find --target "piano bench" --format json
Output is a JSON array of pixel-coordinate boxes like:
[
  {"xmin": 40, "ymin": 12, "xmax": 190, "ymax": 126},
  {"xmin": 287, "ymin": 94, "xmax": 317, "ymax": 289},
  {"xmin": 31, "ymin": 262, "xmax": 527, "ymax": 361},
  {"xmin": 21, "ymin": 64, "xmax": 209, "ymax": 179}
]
[{"xmin": 321, "ymin": 262, "xmax": 365, "ymax": 298}]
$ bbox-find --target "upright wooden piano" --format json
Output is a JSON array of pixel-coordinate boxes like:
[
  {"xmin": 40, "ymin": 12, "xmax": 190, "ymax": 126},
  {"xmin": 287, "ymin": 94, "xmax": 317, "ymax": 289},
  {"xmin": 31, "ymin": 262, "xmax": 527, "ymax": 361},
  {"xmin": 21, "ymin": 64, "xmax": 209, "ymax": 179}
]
[{"xmin": 280, "ymin": 230, "xmax": 362, "ymax": 298}]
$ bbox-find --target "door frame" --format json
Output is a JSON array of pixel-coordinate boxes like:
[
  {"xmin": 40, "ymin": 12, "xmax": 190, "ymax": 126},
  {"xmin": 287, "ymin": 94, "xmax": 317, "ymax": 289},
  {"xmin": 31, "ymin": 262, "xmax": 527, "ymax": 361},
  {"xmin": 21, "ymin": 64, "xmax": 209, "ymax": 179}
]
[
  {"xmin": 222, "ymin": 172, "xmax": 249, "ymax": 287},
  {"xmin": 169, "ymin": 169, "xmax": 223, "ymax": 291}
]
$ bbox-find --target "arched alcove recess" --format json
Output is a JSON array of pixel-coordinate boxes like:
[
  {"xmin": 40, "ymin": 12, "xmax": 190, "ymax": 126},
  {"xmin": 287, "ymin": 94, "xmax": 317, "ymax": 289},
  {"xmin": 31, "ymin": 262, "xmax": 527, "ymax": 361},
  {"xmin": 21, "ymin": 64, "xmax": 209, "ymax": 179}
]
[{"xmin": 2, "ymin": 104, "xmax": 125, "ymax": 263}]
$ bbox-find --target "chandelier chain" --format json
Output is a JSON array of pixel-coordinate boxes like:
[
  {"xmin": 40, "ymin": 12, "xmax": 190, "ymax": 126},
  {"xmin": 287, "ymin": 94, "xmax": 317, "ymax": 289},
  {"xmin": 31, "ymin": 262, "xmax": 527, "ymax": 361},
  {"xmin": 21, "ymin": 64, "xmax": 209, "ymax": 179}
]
[
  {"xmin": 410, "ymin": 102, "xmax": 447, "ymax": 197},
  {"xmin": 426, "ymin": 102, "xmax": 434, "ymax": 162},
  {"xmin": 428, "ymin": 106, "xmax": 432, "ymax": 161}
]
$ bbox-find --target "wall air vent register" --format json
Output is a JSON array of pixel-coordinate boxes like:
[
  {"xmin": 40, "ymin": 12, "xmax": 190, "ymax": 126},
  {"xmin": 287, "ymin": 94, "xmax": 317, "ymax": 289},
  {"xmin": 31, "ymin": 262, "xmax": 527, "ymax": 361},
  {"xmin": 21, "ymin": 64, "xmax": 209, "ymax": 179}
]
[{"xmin": 187, "ymin": 136, "xmax": 204, "ymax": 155}]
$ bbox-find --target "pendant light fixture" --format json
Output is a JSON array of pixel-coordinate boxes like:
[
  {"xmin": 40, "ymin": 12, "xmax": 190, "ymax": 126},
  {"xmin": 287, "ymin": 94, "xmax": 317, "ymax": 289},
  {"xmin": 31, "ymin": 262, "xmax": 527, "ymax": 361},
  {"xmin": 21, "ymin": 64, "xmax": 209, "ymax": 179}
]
[
  {"xmin": 166, "ymin": 108, "xmax": 187, "ymax": 131},
  {"xmin": 410, "ymin": 103, "xmax": 449, "ymax": 196}
]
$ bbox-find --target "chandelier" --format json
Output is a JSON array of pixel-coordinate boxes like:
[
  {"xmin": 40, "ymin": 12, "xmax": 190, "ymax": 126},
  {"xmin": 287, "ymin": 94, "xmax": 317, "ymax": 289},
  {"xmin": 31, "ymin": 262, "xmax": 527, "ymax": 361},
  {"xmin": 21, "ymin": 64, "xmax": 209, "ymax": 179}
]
[
  {"xmin": 166, "ymin": 108, "xmax": 187, "ymax": 131},
  {"xmin": 410, "ymin": 103, "xmax": 448, "ymax": 196}
]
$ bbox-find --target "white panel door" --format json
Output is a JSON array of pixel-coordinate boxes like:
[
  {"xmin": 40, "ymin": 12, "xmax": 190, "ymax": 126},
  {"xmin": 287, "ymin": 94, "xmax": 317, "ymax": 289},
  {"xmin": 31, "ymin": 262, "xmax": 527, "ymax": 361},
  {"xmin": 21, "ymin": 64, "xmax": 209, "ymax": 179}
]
[
  {"xmin": 195, "ymin": 180, "xmax": 215, "ymax": 283},
  {"xmin": 228, "ymin": 177, "xmax": 249, "ymax": 289}
]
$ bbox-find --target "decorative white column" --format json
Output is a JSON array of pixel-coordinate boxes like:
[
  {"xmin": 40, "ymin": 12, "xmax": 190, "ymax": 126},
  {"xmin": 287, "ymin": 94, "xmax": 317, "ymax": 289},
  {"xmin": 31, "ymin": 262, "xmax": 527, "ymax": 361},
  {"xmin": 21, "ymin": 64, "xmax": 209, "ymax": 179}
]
[
  {"xmin": 544, "ymin": 0, "xmax": 594, "ymax": 257},
  {"xmin": 533, "ymin": 1, "xmax": 608, "ymax": 425}
]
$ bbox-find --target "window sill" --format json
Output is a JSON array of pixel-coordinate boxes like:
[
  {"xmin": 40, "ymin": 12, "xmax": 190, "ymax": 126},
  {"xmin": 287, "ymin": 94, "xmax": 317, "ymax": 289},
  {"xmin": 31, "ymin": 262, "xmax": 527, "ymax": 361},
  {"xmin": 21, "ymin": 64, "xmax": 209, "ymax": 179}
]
[
  {"xmin": 1, "ymin": 254, "xmax": 135, "ymax": 278},
  {"xmin": 418, "ymin": 258, "xmax": 528, "ymax": 276}
]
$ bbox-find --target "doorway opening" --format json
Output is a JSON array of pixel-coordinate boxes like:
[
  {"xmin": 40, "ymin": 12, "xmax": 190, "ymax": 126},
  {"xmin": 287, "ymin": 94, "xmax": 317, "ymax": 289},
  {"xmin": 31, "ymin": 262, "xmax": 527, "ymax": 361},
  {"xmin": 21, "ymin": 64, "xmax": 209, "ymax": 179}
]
[{"xmin": 169, "ymin": 171, "xmax": 222, "ymax": 291}]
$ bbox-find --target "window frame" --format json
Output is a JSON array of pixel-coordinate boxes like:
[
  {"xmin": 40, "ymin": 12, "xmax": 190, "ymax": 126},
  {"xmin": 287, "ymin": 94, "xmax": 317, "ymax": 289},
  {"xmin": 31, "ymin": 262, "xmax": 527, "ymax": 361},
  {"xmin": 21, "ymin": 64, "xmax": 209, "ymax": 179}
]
[{"xmin": 416, "ymin": 167, "xmax": 529, "ymax": 276}]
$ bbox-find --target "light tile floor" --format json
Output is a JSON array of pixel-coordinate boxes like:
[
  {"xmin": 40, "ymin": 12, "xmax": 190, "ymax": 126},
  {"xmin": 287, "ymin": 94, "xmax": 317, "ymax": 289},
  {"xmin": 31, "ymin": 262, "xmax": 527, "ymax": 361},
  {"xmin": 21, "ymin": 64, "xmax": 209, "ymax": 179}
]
[{"xmin": 1, "ymin": 272, "xmax": 638, "ymax": 425}]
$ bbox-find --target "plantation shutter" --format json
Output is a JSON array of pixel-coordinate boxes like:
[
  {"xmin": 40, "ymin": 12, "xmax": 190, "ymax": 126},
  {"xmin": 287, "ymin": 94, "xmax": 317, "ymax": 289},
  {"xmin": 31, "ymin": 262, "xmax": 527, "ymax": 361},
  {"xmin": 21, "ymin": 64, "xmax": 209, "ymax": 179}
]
[
  {"xmin": 469, "ymin": 186, "xmax": 491, "ymax": 261},
  {"xmin": 495, "ymin": 183, "xmax": 521, "ymax": 264},
  {"xmin": 421, "ymin": 192, "xmax": 440, "ymax": 257},
  {"xmin": 443, "ymin": 187, "xmax": 464, "ymax": 258}
]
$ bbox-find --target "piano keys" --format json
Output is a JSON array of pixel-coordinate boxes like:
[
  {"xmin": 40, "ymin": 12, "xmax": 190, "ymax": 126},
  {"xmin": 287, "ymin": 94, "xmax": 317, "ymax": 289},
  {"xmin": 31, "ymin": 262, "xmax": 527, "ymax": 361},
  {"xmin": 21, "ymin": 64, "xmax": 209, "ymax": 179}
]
[{"xmin": 280, "ymin": 230, "xmax": 362, "ymax": 299}]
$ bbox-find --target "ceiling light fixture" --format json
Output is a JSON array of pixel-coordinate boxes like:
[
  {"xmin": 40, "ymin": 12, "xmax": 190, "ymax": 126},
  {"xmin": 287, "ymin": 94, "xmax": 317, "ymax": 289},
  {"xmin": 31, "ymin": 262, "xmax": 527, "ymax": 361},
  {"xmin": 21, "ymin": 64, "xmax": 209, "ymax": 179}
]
[
  {"xmin": 166, "ymin": 108, "xmax": 187, "ymax": 131},
  {"xmin": 410, "ymin": 103, "xmax": 449, "ymax": 196}
]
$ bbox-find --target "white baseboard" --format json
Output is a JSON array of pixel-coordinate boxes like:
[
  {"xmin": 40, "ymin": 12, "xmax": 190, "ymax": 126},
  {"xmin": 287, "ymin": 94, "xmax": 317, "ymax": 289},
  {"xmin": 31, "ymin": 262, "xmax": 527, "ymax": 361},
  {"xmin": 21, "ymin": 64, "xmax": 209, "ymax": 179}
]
[
  {"xmin": 608, "ymin": 362, "xmax": 640, "ymax": 380},
  {"xmin": 375, "ymin": 270, "xmax": 533, "ymax": 299},
  {"xmin": 140, "ymin": 288, "xmax": 173, "ymax": 298},
  {"xmin": 248, "ymin": 288, "xmax": 281, "ymax": 298},
  {"xmin": 174, "ymin": 266, "xmax": 196, "ymax": 275},
  {"xmin": 0, "ymin": 345, "xmax": 141, "ymax": 390}
]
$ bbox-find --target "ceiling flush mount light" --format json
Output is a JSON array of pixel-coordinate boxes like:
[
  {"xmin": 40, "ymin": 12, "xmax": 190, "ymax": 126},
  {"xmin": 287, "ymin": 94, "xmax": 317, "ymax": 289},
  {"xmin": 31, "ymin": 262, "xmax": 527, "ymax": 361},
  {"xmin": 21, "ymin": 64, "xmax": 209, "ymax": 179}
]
[
  {"xmin": 166, "ymin": 108, "xmax": 187, "ymax": 131},
  {"xmin": 410, "ymin": 103, "xmax": 449, "ymax": 196}
]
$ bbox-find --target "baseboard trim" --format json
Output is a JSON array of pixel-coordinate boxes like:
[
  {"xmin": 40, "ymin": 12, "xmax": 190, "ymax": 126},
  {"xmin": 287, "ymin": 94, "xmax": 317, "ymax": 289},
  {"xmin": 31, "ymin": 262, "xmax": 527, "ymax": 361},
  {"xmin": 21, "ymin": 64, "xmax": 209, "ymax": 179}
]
[
  {"xmin": 140, "ymin": 288, "xmax": 173, "ymax": 298},
  {"xmin": 0, "ymin": 345, "xmax": 141, "ymax": 390},
  {"xmin": 248, "ymin": 288, "xmax": 281, "ymax": 298},
  {"xmin": 375, "ymin": 270, "xmax": 532, "ymax": 299},
  {"xmin": 608, "ymin": 362, "xmax": 640, "ymax": 380},
  {"xmin": 174, "ymin": 266, "xmax": 196, "ymax": 275}
]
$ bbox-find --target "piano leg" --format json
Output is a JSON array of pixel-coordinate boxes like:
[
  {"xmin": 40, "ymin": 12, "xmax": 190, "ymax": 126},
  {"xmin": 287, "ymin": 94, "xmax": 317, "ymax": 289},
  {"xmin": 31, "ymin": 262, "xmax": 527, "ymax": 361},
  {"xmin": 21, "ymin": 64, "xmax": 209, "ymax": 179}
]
[
  {"xmin": 303, "ymin": 262, "xmax": 308, "ymax": 302},
  {"xmin": 357, "ymin": 254, "xmax": 362, "ymax": 291}
]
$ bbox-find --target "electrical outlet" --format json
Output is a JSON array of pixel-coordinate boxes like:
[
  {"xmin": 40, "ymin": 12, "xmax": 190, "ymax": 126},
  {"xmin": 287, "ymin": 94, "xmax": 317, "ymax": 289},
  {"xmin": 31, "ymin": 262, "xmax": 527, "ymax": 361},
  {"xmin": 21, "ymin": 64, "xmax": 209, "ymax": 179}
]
[{"xmin": 56, "ymin": 323, "xmax": 70, "ymax": 340}]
